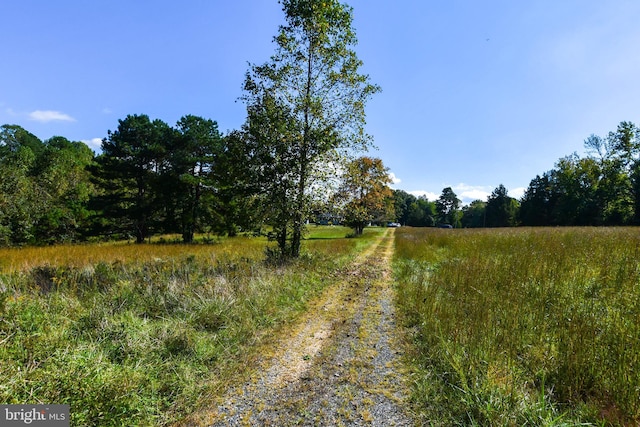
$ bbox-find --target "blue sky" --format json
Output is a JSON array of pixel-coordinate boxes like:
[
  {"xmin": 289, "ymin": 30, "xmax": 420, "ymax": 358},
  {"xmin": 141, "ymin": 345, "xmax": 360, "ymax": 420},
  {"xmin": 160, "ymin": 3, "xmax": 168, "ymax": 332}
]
[{"xmin": 3, "ymin": 1, "xmax": 640, "ymax": 204}]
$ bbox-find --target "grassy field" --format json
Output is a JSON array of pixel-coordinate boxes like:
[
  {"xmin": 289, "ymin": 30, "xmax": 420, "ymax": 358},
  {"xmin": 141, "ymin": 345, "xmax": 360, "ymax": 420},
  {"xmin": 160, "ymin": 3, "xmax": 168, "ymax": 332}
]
[
  {"xmin": 394, "ymin": 227, "xmax": 640, "ymax": 426},
  {"xmin": 5, "ymin": 226, "xmax": 637, "ymax": 426},
  {"xmin": 0, "ymin": 226, "xmax": 380, "ymax": 426}
]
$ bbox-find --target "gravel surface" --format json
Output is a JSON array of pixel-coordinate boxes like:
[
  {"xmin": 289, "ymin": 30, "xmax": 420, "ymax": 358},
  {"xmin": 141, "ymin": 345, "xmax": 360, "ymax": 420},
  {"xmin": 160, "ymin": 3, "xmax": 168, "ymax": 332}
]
[{"xmin": 185, "ymin": 229, "xmax": 415, "ymax": 426}]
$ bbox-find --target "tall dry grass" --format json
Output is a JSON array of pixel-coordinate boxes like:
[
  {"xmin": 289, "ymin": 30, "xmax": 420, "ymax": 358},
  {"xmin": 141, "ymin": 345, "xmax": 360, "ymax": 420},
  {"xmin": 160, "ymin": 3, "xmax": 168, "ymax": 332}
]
[
  {"xmin": 0, "ymin": 237, "xmax": 266, "ymax": 273},
  {"xmin": 394, "ymin": 227, "xmax": 640, "ymax": 425}
]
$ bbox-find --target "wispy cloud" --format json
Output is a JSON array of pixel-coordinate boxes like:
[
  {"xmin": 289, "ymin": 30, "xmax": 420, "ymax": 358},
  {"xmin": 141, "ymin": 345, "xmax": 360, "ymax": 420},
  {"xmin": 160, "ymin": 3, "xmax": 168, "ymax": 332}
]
[{"xmin": 28, "ymin": 110, "xmax": 76, "ymax": 123}]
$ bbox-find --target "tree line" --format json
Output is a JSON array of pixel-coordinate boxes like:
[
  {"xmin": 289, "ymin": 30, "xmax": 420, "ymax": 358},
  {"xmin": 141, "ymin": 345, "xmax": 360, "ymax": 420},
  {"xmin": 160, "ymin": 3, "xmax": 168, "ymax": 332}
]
[
  {"xmin": 2, "ymin": 118, "xmax": 639, "ymax": 247},
  {"xmin": 0, "ymin": 118, "xmax": 391, "ymax": 247},
  {"xmin": 393, "ymin": 184, "xmax": 518, "ymax": 228},
  {"xmin": 392, "ymin": 121, "xmax": 640, "ymax": 228}
]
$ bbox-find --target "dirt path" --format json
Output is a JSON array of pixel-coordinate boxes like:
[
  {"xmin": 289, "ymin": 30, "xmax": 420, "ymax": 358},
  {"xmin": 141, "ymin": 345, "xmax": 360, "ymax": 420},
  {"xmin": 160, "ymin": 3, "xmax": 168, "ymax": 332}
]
[{"xmin": 184, "ymin": 229, "xmax": 414, "ymax": 426}]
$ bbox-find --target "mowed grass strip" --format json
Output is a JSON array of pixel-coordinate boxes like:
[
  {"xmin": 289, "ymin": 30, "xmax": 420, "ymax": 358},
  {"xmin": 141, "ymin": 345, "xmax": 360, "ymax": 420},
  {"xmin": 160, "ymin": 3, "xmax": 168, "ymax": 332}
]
[
  {"xmin": 394, "ymin": 227, "xmax": 640, "ymax": 426},
  {"xmin": 0, "ymin": 226, "xmax": 383, "ymax": 426}
]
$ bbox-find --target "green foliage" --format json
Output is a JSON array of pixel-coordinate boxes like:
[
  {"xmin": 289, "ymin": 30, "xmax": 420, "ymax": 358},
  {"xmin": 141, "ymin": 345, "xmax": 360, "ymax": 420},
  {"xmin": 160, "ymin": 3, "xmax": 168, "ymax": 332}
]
[
  {"xmin": 0, "ymin": 126, "xmax": 95, "ymax": 245},
  {"xmin": 461, "ymin": 199, "xmax": 486, "ymax": 228},
  {"xmin": 392, "ymin": 189, "xmax": 436, "ymax": 226},
  {"xmin": 335, "ymin": 156, "xmax": 394, "ymax": 235},
  {"xmin": 240, "ymin": 0, "xmax": 380, "ymax": 258},
  {"xmin": 0, "ymin": 124, "xmax": 44, "ymax": 160},
  {"xmin": 170, "ymin": 115, "xmax": 224, "ymax": 242},
  {"xmin": 435, "ymin": 187, "xmax": 460, "ymax": 226},
  {"xmin": 392, "ymin": 189, "xmax": 412, "ymax": 225},
  {"xmin": 92, "ymin": 114, "xmax": 173, "ymax": 243},
  {"xmin": 484, "ymin": 184, "xmax": 519, "ymax": 227},
  {"xmin": 522, "ymin": 121, "xmax": 640, "ymax": 226},
  {"xmin": 91, "ymin": 115, "xmax": 249, "ymax": 243},
  {"xmin": 395, "ymin": 227, "xmax": 640, "ymax": 425},
  {"xmin": 519, "ymin": 173, "xmax": 554, "ymax": 226}
]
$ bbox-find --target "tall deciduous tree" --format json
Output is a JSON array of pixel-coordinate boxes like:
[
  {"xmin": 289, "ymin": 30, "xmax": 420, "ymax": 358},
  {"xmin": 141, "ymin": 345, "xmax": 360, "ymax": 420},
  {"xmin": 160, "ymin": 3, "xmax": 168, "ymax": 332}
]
[
  {"xmin": 242, "ymin": 0, "xmax": 380, "ymax": 258},
  {"xmin": 607, "ymin": 121, "xmax": 640, "ymax": 168},
  {"xmin": 336, "ymin": 156, "xmax": 393, "ymax": 235},
  {"xmin": 392, "ymin": 189, "xmax": 414, "ymax": 225},
  {"xmin": 0, "ymin": 126, "xmax": 95, "ymax": 245},
  {"xmin": 407, "ymin": 197, "xmax": 435, "ymax": 227},
  {"xmin": 0, "ymin": 125, "xmax": 44, "ymax": 244},
  {"xmin": 0, "ymin": 124, "xmax": 44, "ymax": 161},
  {"xmin": 593, "ymin": 122, "xmax": 637, "ymax": 224},
  {"xmin": 550, "ymin": 155, "xmax": 601, "ymax": 225}
]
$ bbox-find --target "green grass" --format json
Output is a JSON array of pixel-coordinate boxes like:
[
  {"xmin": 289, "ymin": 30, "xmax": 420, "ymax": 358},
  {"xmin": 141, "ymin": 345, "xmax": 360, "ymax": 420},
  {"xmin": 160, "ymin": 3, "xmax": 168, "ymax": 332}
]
[
  {"xmin": 305, "ymin": 225, "xmax": 355, "ymax": 239},
  {"xmin": 0, "ymin": 227, "xmax": 381, "ymax": 426},
  {"xmin": 394, "ymin": 227, "xmax": 640, "ymax": 426}
]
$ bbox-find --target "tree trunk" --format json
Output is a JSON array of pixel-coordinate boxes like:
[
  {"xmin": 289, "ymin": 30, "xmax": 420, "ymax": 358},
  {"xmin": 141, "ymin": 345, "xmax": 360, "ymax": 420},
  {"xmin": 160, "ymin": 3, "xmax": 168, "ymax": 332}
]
[
  {"xmin": 290, "ymin": 38, "xmax": 314, "ymax": 259},
  {"xmin": 291, "ymin": 169, "xmax": 305, "ymax": 258},
  {"xmin": 135, "ymin": 222, "xmax": 145, "ymax": 244},
  {"xmin": 278, "ymin": 225, "xmax": 288, "ymax": 258},
  {"xmin": 182, "ymin": 230, "xmax": 194, "ymax": 243}
]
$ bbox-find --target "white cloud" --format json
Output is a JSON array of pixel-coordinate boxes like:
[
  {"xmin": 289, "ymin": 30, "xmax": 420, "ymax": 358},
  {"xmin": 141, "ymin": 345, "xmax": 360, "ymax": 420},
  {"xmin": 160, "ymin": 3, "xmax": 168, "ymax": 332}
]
[
  {"xmin": 509, "ymin": 187, "xmax": 526, "ymax": 200},
  {"xmin": 102, "ymin": 107, "xmax": 112, "ymax": 114},
  {"xmin": 450, "ymin": 184, "xmax": 527, "ymax": 204},
  {"xmin": 81, "ymin": 138, "xmax": 103, "ymax": 151},
  {"xmin": 452, "ymin": 183, "xmax": 492, "ymax": 203},
  {"xmin": 459, "ymin": 189, "xmax": 491, "ymax": 202},
  {"xmin": 408, "ymin": 190, "xmax": 439, "ymax": 201},
  {"xmin": 399, "ymin": 184, "xmax": 526, "ymax": 205},
  {"xmin": 388, "ymin": 171, "xmax": 401, "ymax": 185},
  {"xmin": 28, "ymin": 110, "xmax": 76, "ymax": 123}
]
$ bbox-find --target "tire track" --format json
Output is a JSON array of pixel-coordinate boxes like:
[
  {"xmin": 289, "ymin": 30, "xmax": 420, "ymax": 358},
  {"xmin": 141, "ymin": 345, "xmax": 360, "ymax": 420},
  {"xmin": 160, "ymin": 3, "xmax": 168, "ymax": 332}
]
[{"xmin": 182, "ymin": 229, "xmax": 415, "ymax": 426}]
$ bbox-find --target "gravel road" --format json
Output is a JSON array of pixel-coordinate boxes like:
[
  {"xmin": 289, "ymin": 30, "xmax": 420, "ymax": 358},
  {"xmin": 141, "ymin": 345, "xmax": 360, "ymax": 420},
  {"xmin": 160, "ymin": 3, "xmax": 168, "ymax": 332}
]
[{"xmin": 184, "ymin": 229, "xmax": 415, "ymax": 426}]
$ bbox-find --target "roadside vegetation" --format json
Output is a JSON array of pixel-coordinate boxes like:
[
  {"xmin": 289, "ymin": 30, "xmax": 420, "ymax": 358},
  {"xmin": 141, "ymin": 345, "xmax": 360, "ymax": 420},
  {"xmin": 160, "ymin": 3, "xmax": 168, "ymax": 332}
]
[
  {"xmin": 0, "ymin": 226, "xmax": 381, "ymax": 426},
  {"xmin": 394, "ymin": 226, "xmax": 640, "ymax": 425}
]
